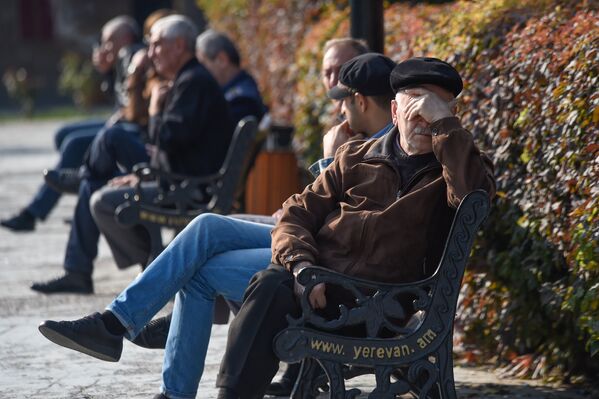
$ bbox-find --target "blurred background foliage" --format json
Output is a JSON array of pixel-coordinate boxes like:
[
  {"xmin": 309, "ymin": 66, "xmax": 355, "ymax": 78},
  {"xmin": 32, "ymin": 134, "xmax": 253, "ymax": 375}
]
[
  {"xmin": 2, "ymin": 67, "xmax": 36, "ymax": 116},
  {"xmin": 58, "ymin": 53, "xmax": 106, "ymax": 109},
  {"xmin": 197, "ymin": 0, "xmax": 598, "ymax": 381}
]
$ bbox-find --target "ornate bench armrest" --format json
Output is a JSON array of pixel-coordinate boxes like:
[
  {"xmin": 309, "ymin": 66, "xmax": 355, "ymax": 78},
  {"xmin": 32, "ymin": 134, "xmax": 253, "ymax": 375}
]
[{"xmin": 293, "ymin": 266, "xmax": 434, "ymax": 338}]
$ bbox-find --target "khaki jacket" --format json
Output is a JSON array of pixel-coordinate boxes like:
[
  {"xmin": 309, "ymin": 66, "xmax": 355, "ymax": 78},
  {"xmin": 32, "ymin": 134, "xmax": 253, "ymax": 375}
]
[{"xmin": 271, "ymin": 117, "xmax": 496, "ymax": 283}]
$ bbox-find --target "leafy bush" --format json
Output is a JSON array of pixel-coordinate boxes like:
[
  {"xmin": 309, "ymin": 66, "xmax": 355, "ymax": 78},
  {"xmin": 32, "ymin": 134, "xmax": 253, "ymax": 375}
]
[
  {"xmin": 431, "ymin": 3, "xmax": 598, "ymax": 380},
  {"xmin": 2, "ymin": 67, "xmax": 35, "ymax": 116},
  {"xmin": 58, "ymin": 53, "xmax": 104, "ymax": 108}
]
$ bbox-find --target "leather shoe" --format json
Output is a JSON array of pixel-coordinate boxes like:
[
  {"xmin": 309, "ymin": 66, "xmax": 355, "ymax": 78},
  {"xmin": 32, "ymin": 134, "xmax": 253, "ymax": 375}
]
[
  {"xmin": 152, "ymin": 394, "xmax": 169, "ymax": 399},
  {"xmin": 38, "ymin": 312, "xmax": 123, "ymax": 362},
  {"xmin": 131, "ymin": 313, "xmax": 171, "ymax": 349},
  {"xmin": 266, "ymin": 362, "xmax": 301, "ymax": 396},
  {"xmin": 0, "ymin": 210, "xmax": 35, "ymax": 232},
  {"xmin": 31, "ymin": 272, "xmax": 93, "ymax": 294},
  {"xmin": 43, "ymin": 168, "xmax": 81, "ymax": 194}
]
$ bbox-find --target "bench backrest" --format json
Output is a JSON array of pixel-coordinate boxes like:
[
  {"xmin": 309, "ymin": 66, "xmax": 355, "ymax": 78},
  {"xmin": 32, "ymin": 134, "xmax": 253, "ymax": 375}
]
[
  {"xmin": 274, "ymin": 190, "xmax": 490, "ymax": 366},
  {"xmin": 207, "ymin": 116, "xmax": 259, "ymax": 214}
]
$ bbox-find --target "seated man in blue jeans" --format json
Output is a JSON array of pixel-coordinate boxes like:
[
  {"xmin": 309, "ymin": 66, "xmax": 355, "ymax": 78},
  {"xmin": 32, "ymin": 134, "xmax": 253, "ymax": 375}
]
[
  {"xmin": 0, "ymin": 16, "xmax": 142, "ymax": 231},
  {"xmin": 37, "ymin": 53, "xmax": 396, "ymax": 399},
  {"xmin": 88, "ymin": 28, "xmax": 268, "ymax": 276},
  {"xmin": 30, "ymin": 15, "xmax": 234, "ymax": 295}
]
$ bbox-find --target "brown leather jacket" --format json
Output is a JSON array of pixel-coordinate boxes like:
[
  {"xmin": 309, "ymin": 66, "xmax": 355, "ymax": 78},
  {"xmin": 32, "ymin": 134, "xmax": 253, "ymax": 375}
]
[{"xmin": 271, "ymin": 117, "xmax": 496, "ymax": 283}]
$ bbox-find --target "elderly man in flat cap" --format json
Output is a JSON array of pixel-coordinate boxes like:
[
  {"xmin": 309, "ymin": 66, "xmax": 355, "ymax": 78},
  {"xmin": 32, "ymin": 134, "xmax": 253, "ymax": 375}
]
[{"xmin": 214, "ymin": 57, "xmax": 496, "ymax": 399}]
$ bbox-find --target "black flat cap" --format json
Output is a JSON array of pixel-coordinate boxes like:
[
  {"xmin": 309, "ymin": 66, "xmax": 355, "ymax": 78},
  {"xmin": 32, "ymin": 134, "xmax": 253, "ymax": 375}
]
[
  {"xmin": 390, "ymin": 57, "xmax": 463, "ymax": 97},
  {"xmin": 328, "ymin": 53, "xmax": 396, "ymax": 100}
]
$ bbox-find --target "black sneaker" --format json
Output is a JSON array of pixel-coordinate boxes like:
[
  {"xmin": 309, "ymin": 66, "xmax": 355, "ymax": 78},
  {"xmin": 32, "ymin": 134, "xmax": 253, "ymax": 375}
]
[
  {"xmin": 131, "ymin": 313, "xmax": 171, "ymax": 349},
  {"xmin": 38, "ymin": 312, "xmax": 123, "ymax": 362},
  {"xmin": 0, "ymin": 210, "xmax": 35, "ymax": 232},
  {"xmin": 43, "ymin": 168, "xmax": 81, "ymax": 194},
  {"xmin": 152, "ymin": 394, "xmax": 169, "ymax": 399},
  {"xmin": 31, "ymin": 272, "xmax": 93, "ymax": 294}
]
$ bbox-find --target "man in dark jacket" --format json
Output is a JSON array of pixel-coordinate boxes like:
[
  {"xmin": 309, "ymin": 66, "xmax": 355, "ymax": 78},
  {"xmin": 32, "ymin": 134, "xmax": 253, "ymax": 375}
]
[
  {"xmin": 86, "ymin": 28, "xmax": 271, "ymax": 275},
  {"xmin": 31, "ymin": 15, "xmax": 233, "ymax": 294},
  {"xmin": 214, "ymin": 57, "xmax": 496, "ymax": 398}
]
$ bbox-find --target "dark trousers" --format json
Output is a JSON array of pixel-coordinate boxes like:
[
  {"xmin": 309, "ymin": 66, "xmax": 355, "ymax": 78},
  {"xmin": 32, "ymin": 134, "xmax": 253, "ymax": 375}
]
[
  {"xmin": 63, "ymin": 123, "xmax": 148, "ymax": 275},
  {"xmin": 83, "ymin": 122, "xmax": 148, "ymax": 181},
  {"xmin": 91, "ymin": 183, "xmax": 159, "ymax": 269},
  {"xmin": 26, "ymin": 120, "xmax": 103, "ymax": 219},
  {"xmin": 216, "ymin": 266, "xmax": 300, "ymax": 398}
]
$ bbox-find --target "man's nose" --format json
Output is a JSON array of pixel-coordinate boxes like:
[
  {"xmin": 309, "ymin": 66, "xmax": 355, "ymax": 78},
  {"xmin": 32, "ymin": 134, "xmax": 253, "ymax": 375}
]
[{"xmin": 340, "ymin": 99, "xmax": 348, "ymax": 114}]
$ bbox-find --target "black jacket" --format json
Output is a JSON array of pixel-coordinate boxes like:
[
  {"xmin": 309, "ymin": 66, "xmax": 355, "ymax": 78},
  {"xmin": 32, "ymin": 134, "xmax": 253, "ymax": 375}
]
[
  {"xmin": 149, "ymin": 58, "xmax": 234, "ymax": 176},
  {"xmin": 222, "ymin": 70, "xmax": 267, "ymax": 125}
]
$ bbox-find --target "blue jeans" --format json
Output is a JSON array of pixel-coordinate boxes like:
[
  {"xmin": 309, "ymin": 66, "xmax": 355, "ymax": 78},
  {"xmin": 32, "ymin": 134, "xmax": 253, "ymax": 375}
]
[
  {"xmin": 53, "ymin": 119, "xmax": 105, "ymax": 150},
  {"xmin": 64, "ymin": 122, "xmax": 148, "ymax": 274},
  {"xmin": 26, "ymin": 119, "xmax": 104, "ymax": 220},
  {"xmin": 107, "ymin": 214, "xmax": 273, "ymax": 399}
]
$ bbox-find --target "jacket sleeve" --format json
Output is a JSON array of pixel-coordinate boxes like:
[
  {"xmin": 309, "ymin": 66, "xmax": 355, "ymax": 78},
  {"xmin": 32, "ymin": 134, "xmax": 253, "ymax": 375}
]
[
  {"xmin": 271, "ymin": 147, "xmax": 347, "ymax": 271},
  {"xmin": 431, "ymin": 117, "xmax": 496, "ymax": 207},
  {"xmin": 149, "ymin": 74, "xmax": 209, "ymax": 153}
]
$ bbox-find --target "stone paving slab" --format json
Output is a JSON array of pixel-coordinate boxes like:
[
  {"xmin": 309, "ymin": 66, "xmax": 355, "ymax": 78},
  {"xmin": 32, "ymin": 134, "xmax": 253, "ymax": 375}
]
[{"xmin": 0, "ymin": 120, "xmax": 594, "ymax": 398}]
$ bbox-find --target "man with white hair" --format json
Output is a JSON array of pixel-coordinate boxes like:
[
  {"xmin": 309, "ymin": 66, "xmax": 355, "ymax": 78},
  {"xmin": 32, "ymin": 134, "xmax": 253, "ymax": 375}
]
[{"xmin": 31, "ymin": 15, "xmax": 234, "ymax": 294}]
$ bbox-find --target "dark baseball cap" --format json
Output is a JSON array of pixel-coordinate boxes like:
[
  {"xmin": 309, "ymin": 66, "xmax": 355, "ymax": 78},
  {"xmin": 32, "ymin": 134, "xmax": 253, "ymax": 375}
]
[
  {"xmin": 390, "ymin": 57, "xmax": 463, "ymax": 97},
  {"xmin": 327, "ymin": 53, "xmax": 396, "ymax": 100}
]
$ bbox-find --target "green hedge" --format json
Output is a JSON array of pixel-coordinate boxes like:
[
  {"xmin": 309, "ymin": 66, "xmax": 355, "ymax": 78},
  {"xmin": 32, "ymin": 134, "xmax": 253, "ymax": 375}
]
[
  {"xmin": 198, "ymin": 0, "xmax": 598, "ymax": 379},
  {"xmin": 404, "ymin": 0, "xmax": 598, "ymax": 380}
]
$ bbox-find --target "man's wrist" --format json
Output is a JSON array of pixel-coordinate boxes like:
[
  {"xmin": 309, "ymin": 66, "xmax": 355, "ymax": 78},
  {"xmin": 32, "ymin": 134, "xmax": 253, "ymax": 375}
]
[
  {"xmin": 149, "ymin": 105, "xmax": 160, "ymax": 116},
  {"xmin": 291, "ymin": 260, "xmax": 312, "ymax": 277},
  {"xmin": 308, "ymin": 157, "xmax": 334, "ymax": 178},
  {"xmin": 430, "ymin": 116, "xmax": 461, "ymax": 136},
  {"xmin": 430, "ymin": 111, "xmax": 454, "ymax": 124}
]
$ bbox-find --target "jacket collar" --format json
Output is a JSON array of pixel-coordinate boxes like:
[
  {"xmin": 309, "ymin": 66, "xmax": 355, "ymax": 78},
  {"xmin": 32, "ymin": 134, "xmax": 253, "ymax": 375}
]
[
  {"xmin": 364, "ymin": 125, "xmax": 400, "ymax": 162},
  {"xmin": 176, "ymin": 57, "xmax": 200, "ymax": 80},
  {"xmin": 222, "ymin": 70, "xmax": 250, "ymax": 93}
]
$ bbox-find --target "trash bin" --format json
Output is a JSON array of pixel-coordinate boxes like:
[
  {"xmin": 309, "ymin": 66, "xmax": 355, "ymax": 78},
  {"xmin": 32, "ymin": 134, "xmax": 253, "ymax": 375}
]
[{"xmin": 244, "ymin": 125, "xmax": 301, "ymax": 215}]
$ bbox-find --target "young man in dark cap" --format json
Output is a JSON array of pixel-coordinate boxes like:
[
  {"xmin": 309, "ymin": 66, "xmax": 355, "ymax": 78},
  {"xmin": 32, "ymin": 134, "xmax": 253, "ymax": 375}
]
[
  {"xmin": 214, "ymin": 57, "xmax": 496, "ymax": 399},
  {"xmin": 309, "ymin": 52, "xmax": 395, "ymax": 177}
]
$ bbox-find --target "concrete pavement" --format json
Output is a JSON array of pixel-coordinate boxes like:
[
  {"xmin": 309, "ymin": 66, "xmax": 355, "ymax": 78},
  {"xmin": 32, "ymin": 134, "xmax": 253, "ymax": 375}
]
[{"xmin": 0, "ymin": 119, "xmax": 593, "ymax": 398}]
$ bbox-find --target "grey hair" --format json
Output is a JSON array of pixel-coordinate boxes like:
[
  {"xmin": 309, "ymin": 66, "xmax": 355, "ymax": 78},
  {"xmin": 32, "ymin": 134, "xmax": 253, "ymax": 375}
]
[
  {"xmin": 102, "ymin": 15, "xmax": 140, "ymax": 41},
  {"xmin": 323, "ymin": 37, "xmax": 369, "ymax": 55},
  {"xmin": 151, "ymin": 15, "xmax": 198, "ymax": 52},
  {"xmin": 196, "ymin": 29, "xmax": 241, "ymax": 66}
]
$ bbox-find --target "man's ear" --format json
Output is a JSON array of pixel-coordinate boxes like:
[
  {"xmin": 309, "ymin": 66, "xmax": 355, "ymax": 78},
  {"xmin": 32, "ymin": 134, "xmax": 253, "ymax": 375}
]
[
  {"xmin": 356, "ymin": 93, "xmax": 367, "ymax": 112},
  {"xmin": 174, "ymin": 37, "xmax": 186, "ymax": 54},
  {"xmin": 215, "ymin": 51, "xmax": 229, "ymax": 67},
  {"xmin": 391, "ymin": 99, "xmax": 398, "ymax": 125},
  {"xmin": 448, "ymin": 98, "xmax": 458, "ymax": 114}
]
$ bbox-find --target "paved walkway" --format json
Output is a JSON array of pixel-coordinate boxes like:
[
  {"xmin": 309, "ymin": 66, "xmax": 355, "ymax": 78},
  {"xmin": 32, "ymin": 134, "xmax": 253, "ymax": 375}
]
[{"xmin": 0, "ymin": 120, "xmax": 593, "ymax": 398}]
